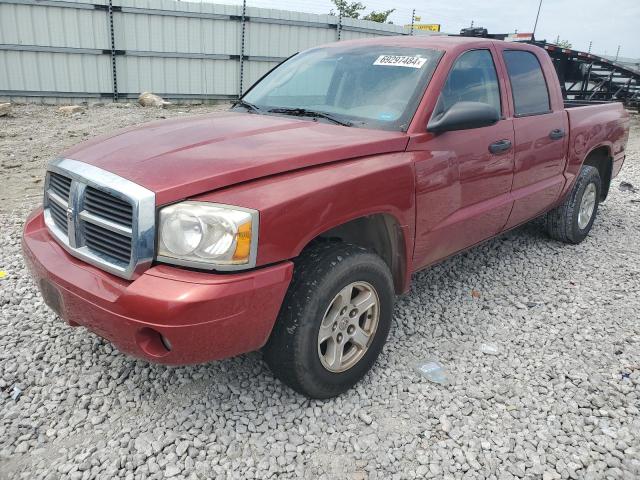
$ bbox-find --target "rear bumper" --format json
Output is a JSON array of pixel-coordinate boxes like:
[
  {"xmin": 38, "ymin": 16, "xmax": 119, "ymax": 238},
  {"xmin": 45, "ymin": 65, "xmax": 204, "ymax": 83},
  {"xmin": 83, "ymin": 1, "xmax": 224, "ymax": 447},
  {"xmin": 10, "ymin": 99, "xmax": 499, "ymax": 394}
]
[{"xmin": 22, "ymin": 209, "xmax": 293, "ymax": 365}]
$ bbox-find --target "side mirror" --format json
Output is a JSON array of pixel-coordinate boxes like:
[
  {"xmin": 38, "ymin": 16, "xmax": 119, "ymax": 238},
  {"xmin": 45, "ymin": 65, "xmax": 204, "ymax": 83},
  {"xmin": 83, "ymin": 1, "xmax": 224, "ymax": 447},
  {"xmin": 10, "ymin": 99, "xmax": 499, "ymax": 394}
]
[{"xmin": 427, "ymin": 101, "xmax": 499, "ymax": 133}]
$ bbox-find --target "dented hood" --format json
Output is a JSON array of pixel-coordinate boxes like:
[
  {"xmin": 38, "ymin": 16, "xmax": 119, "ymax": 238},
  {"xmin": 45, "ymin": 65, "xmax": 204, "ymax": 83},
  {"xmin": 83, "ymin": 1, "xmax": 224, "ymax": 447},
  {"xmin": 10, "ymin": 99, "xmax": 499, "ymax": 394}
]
[{"xmin": 63, "ymin": 111, "xmax": 409, "ymax": 204}]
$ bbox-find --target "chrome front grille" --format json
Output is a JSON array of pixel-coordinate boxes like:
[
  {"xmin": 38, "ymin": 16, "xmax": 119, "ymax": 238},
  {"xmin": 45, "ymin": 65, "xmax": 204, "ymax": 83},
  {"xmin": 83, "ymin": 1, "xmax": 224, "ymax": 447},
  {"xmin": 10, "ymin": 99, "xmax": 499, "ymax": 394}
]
[
  {"xmin": 43, "ymin": 158, "xmax": 156, "ymax": 280},
  {"xmin": 49, "ymin": 172, "xmax": 72, "ymax": 200},
  {"xmin": 85, "ymin": 186, "xmax": 133, "ymax": 227},
  {"xmin": 47, "ymin": 172, "xmax": 72, "ymax": 233},
  {"xmin": 48, "ymin": 194, "xmax": 69, "ymax": 234},
  {"xmin": 84, "ymin": 221, "xmax": 132, "ymax": 263}
]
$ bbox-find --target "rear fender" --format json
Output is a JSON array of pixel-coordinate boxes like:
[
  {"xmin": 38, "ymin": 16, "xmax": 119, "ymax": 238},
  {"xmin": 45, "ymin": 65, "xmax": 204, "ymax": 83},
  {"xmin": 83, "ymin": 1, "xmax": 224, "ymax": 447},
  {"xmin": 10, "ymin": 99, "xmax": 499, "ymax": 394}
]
[{"xmin": 560, "ymin": 104, "xmax": 628, "ymax": 201}]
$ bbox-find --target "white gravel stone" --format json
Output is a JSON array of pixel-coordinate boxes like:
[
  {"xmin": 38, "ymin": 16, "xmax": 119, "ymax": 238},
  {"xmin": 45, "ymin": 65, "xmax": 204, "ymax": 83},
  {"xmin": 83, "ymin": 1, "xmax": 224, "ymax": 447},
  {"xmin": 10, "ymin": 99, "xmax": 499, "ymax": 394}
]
[
  {"xmin": 0, "ymin": 102, "xmax": 11, "ymax": 117},
  {"xmin": 1, "ymin": 106, "xmax": 639, "ymax": 479}
]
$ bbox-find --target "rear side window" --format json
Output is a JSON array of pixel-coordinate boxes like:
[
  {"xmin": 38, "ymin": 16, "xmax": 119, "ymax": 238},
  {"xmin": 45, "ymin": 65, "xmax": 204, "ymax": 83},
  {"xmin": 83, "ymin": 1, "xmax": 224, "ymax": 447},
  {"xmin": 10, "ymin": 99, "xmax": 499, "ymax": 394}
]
[
  {"xmin": 434, "ymin": 49, "xmax": 501, "ymax": 117},
  {"xmin": 503, "ymin": 51, "xmax": 551, "ymax": 116}
]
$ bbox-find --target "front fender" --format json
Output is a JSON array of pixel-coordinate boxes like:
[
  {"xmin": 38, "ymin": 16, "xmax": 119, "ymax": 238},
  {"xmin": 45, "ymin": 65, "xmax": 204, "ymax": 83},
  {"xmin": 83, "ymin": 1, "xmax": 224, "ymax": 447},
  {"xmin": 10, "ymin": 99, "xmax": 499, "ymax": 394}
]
[{"xmin": 194, "ymin": 153, "xmax": 415, "ymax": 275}]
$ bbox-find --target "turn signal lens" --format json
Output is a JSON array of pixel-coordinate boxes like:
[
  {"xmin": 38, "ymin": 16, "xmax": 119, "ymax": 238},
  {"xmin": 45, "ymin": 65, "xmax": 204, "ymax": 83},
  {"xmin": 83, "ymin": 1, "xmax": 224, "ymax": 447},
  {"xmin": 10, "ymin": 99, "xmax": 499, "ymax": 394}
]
[{"xmin": 233, "ymin": 222, "xmax": 252, "ymax": 261}]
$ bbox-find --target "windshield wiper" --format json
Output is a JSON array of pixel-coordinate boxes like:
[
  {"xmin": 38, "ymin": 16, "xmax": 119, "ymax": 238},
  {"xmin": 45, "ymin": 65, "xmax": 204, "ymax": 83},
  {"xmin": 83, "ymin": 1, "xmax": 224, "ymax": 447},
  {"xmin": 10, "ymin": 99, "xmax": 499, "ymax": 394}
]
[
  {"xmin": 232, "ymin": 99, "xmax": 262, "ymax": 114},
  {"xmin": 267, "ymin": 107, "xmax": 352, "ymax": 127}
]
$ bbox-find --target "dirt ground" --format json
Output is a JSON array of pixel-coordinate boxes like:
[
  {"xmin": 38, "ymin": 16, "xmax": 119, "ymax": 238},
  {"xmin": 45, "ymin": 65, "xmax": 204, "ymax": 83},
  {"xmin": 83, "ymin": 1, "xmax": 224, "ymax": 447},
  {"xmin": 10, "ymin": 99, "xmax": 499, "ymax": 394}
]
[{"xmin": 0, "ymin": 103, "xmax": 229, "ymax": 213}]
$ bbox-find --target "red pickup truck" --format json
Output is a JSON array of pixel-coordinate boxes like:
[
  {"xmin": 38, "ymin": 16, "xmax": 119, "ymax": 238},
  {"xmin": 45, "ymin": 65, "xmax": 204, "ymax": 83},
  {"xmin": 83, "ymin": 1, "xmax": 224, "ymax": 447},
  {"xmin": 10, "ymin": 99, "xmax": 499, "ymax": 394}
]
[{"xmin": 23, "ymin": 36, "xmax": 630, "ymax": 398}]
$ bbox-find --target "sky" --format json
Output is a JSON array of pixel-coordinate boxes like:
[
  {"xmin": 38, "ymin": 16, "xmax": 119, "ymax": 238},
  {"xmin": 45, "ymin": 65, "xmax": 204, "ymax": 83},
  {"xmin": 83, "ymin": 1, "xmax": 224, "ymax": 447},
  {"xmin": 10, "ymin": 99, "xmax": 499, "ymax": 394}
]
[{"xmin": 220, "ymin": 0, "xmax": 640, "ymax": 59}]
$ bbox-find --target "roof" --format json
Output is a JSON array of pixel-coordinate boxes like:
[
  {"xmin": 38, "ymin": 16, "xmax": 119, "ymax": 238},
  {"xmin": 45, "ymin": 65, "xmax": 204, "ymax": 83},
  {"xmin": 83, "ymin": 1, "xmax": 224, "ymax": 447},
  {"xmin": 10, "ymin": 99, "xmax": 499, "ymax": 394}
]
[{"xmin": 323, "ymin": 35, "xmax": 499, "ymax": 51}]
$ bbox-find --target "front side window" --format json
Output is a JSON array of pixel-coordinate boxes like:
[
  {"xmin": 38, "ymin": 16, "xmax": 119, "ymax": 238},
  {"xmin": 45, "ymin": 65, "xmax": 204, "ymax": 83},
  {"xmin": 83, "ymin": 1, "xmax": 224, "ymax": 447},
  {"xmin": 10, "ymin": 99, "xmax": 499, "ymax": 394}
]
[
  {"xmin": 433, "ymin": 49, "xmax": 501, "ymax": 118},
  {"xmin": 241, "ymin": 45, "xmax": 442, "ymax": 131},
  {"xmin": 503, "ymin": 50, "xmax": 551, "ymax": 116}
]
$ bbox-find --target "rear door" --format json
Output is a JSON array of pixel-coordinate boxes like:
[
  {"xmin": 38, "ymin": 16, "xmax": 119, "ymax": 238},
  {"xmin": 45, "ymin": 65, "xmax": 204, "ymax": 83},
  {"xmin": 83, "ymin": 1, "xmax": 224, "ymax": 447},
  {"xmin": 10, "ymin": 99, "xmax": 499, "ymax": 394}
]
[
  {"xmin": 412, "ymin": 48, "xmax": 515, "ymax": 270},
  {"xmin": 497, "ymin": 47, "xmax": 569, "ymax": 228}
]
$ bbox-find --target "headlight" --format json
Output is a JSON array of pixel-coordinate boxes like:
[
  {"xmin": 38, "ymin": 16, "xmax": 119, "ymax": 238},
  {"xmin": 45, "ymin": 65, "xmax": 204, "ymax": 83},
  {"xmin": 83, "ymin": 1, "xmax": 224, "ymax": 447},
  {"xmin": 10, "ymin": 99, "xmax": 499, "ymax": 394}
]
[{"xmin": 157, "ymin": 202, "xmax": 258, "ymax": 270}]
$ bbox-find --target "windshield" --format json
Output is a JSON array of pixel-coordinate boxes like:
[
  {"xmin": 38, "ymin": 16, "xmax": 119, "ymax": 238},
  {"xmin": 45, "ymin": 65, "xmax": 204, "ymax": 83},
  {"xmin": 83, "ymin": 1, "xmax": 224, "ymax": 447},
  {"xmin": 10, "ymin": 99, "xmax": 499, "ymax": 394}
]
[{"xmin": 240, "ymin": 45, "xmax": 442, "ymax": 131}]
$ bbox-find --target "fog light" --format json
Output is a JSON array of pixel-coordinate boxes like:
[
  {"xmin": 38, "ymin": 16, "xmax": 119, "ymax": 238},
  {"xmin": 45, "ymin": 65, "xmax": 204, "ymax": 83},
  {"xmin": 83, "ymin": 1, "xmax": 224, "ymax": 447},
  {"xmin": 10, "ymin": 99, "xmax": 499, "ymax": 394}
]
[{"xmin": 136, "ymin": 328, "xmax": 171, "ymax": 357}]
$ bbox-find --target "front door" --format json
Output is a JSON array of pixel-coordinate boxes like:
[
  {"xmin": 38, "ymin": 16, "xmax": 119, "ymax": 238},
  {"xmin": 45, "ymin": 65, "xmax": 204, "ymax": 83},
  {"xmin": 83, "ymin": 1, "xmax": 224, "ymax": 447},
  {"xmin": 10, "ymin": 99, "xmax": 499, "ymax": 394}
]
[{"xmin": 411, "ymin": 48, "xmax": 515, "ymax": 270}]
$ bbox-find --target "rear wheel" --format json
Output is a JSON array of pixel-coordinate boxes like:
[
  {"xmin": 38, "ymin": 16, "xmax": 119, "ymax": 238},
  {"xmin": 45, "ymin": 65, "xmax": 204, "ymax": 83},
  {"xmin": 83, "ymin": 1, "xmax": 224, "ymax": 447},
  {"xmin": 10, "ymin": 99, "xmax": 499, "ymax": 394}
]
[
  {"xmin": 544, "ymin": 165, "xmax": 601, "ymax": 244},
  {"xmin": 263, "ymin": 242, "xmax": 394, "ymax": 399}
]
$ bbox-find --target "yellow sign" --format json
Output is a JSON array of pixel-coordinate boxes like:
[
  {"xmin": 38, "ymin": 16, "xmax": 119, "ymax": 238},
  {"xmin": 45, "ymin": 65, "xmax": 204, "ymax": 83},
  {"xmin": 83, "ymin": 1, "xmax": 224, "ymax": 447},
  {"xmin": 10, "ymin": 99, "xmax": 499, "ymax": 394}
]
[
  {"xmin": 406, "ymin": 24, "xmax": 441, "ymax": 32},
  {"xmin": 414, "ymin": 16, "xmax": 421, "ymax": 22}
]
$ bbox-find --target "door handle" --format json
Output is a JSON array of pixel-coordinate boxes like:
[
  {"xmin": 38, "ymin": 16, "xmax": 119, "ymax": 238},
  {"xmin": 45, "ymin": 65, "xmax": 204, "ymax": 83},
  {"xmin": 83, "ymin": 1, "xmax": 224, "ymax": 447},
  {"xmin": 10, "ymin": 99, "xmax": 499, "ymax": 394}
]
[
  {"xmin": 549, "ymin": 128, "xmax": 565, "ymax": 140},
  {"xmin": 488, "ymin": 139, "xmax": 512, "ymax": 154}
]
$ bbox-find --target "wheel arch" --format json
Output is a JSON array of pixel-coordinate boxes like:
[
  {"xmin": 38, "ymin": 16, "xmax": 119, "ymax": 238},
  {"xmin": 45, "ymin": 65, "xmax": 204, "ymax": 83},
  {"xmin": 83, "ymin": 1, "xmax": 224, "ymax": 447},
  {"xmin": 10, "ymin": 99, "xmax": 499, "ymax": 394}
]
[
  {"xmin": 582, "ymin": 144, "xmax": 613, "ymax": 200},
  {"xmin": 300, "ymin": 213, "xmax": 409, "ymax": 294}
]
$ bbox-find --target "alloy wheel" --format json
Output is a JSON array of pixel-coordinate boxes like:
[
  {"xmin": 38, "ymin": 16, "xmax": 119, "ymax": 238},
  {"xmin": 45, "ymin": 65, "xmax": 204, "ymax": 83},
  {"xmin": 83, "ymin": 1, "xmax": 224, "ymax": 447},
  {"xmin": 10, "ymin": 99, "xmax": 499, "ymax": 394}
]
[{"xmin": 317, "ymin": 281, "xmax": 380, "ymax": 373}]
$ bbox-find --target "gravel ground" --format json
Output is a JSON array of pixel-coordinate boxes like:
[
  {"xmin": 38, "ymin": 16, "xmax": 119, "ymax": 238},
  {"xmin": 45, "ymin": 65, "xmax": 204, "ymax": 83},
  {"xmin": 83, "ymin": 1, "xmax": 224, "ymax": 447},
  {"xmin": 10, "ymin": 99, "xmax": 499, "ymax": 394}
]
[{"xmin": 1, "ymin": 104, "xmax": 639, "ymax": 480}]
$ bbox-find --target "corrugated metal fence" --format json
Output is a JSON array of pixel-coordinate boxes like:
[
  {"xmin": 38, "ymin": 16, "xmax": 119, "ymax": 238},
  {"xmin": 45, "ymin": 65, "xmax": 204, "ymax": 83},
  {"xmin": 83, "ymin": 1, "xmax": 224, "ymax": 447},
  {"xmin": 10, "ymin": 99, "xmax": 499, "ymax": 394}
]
[{"xmin": 0, "ymin": 0, "xmax": 409, "ymax": 103}]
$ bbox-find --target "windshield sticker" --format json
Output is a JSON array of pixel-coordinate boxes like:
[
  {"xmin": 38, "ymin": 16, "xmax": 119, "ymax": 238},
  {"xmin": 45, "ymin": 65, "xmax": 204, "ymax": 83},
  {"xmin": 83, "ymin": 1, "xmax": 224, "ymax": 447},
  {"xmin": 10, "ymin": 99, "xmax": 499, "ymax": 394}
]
[
  {"xmin": 373, "ymin": 55, "xmax": 427, "ymax": 68},
  {"xmin": 378, "ymin": 112, "xmax": 396, "ymax": 121}
]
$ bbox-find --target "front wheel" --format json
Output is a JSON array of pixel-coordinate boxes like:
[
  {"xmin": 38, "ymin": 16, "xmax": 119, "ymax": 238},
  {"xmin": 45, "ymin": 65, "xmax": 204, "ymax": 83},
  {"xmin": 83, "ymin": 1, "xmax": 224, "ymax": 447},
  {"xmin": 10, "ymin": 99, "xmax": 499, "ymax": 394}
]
[
  {"xmin": 543, "ymin": 165, "xmax": 602, "ymax": 244},
  {"xmin": 263, "ymin": 242, "xmax": 394, "ymax": 399}
]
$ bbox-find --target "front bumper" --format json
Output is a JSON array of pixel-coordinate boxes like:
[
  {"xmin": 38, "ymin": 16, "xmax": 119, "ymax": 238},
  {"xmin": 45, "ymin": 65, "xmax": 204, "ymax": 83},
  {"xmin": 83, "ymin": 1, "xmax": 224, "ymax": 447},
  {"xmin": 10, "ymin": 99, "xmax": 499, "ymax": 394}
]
[{"xmin": 22, "ymin": 209, "xmax": 293, "ymax": 365}]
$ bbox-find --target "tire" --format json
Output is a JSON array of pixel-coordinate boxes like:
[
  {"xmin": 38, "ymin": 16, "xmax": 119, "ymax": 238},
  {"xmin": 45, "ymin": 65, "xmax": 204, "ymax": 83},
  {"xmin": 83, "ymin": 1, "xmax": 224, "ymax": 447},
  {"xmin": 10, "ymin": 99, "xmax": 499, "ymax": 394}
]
[
  {"xmin": 263, "ymin": 242, "xmax": 395, "ymax": 399},
  {"xmin": 543, "ymin": 165, "xmax": 601, "ymax": 244}
]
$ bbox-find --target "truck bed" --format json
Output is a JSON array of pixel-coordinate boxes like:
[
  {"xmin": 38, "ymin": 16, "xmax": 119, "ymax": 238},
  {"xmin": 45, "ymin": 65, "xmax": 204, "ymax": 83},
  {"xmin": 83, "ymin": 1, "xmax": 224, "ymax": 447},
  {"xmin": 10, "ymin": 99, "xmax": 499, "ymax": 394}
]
[
  {"xmin": 563, "ymin": 100, "xmax": 630, "ymax": 192},
  {"xmin": 564, "ymin": 99, "xmax": 625, "ymax": 108}
]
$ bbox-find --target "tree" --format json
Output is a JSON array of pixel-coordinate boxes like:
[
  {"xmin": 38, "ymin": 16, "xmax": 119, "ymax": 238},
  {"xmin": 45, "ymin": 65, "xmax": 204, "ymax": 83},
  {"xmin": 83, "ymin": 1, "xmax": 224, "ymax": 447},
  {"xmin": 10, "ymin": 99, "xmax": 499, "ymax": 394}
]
[
  {"xmin": 557, "ymin": 39, "xmax": 572, "ymax": 49},
  {"xmin": 329, "ymin": 1, "xmax": 395, "ymax": 23},
  {"xmin": 330, "ymin": 0, "xmax": 365, "ymax": 19},
  {"xmin": 363, "ymin": 9, "xmax": 395, "ymax": 23}
]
